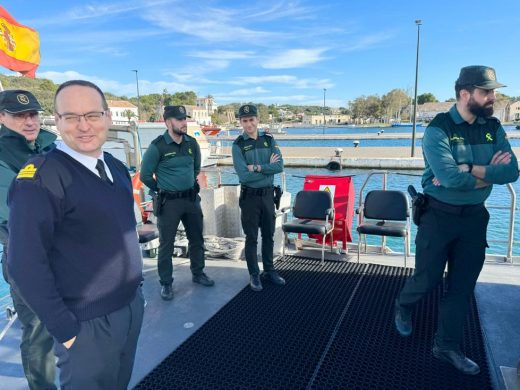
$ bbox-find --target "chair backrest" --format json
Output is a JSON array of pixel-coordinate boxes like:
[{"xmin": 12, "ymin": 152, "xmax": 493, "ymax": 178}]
[
  {"xmin": 293, "ymin": 190, "xmax": 333, "ymax": 220},
  {"xmin": 363, "ymin": 190, "xmax": 409, "ymax": 221}
]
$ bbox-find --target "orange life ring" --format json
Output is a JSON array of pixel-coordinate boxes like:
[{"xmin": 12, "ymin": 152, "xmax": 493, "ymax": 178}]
[{"xmin": 131, "ymin": 172, "xmax": 147, "ymax": 222}]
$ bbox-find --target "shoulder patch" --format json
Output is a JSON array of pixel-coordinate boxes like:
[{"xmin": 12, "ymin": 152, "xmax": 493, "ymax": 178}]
[
  {"xmin": 16, "ymin": 156, "xmax": 47, "ymax": 180},
  {"xmin": 233, "ymin": 135, "xmax": 244, "ymax": 145},
  {"xmin": 17, "ymin": 163, "xmax": 38, "ymax": 179}
]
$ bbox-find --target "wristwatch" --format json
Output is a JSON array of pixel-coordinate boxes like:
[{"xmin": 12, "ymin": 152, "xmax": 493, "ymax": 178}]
[
  {"xmin": 468, "ymin": 163, "xmax": 473, "ymax": 173},
  {"xmin": 253, "ymin": 165, "xmax": 258, "ymax": 172}
]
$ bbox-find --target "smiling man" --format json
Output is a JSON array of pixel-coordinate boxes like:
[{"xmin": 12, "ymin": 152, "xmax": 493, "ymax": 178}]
[
  {"xmin": 394, "ymin": 66, "xmax": 518, "ymax": 376},
  {"xmin": 7, "ymin": 80, "xmax": 144, "ymax": 389},
  {"xmin": 0, "ymin": 89, "xmax": 57, "ymax": 390}
]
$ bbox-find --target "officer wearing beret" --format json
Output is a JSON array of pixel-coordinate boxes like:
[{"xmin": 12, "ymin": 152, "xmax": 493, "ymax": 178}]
[
  {"xmin": 395, "ymin": 66, "xmax": 518, "ymax": 375},
  {"xmin": 0, "ymin": 90, "xmax": 57, "ymax": 389},
  {"xmin": 232, "ymin": 104, "xmax": 285, "ymax": 291},
  {"xmin": 140, "ymin": 105, "xmax": 214, "ymax": 301}
]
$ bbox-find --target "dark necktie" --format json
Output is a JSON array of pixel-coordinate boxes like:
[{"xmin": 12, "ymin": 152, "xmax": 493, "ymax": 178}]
[{"xmin": 95, "ymin": 159, "xmax": 111, "ymax": 183}]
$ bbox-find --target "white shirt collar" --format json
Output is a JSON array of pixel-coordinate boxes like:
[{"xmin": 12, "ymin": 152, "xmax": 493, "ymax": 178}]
[{"xmin": 56, "ymin": 141, "xmax": 113, "ymax": 181}]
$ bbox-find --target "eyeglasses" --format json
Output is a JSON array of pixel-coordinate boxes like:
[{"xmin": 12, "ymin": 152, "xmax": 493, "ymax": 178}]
[
  {"xmin": 6, "ymin": 112, "xmax": 40, "ymax": 122},
  {"xmin": 56, "ymin": 111, "xmax": 106, "ymax": 124}
]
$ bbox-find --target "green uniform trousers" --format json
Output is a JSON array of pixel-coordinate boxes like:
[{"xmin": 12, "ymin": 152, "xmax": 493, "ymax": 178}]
[
  {"xmin": 157, "ymin": 196, "xmax": 205, "ymax": 285},
  {"xmin": 2, "ymin": 246, "xmax": 56, "ymax": 390},
  {"xmin": 239, "ymin": 189, "xmax": 276, "ymax": 275},
  {"xmin": 397, "ymin": 204, "xmax": 489, "ymax": 349}
]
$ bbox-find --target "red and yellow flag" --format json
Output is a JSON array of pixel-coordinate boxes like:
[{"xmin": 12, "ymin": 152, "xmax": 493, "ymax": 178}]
[{"xmin": 0, "ymin": 6, "xmax": 40, "ymax": 78}]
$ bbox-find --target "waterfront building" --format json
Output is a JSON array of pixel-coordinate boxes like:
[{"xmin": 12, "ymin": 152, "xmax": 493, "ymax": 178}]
[
  {"xmin": 302, "ymin": 114, "xmax": 351, "ymax": 125},
  {"xmin": 107, "ymin": 100, "xmax": 138, "ymax": 124},
  {"xmin": 509, "ymin": 101, "xmax": 520, "ymax": 122}
]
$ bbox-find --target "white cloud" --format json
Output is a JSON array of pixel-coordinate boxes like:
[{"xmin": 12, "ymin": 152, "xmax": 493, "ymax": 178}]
[
  {"xmin": 231, "ymin": 75, "xmax": 334, "ymax": 89},
  {"xmin": 188, "ymin": 50, "xmax": 256, "ymax": 60},
  {"xmin": 262, "ymin": 48, "xmax": 328, "ymax": 69}
]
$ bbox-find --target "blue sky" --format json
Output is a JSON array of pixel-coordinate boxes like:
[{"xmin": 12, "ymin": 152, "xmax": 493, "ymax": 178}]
[{"xmin": 2, "ymin": 0, "xmax": 520, "ymax": 107}]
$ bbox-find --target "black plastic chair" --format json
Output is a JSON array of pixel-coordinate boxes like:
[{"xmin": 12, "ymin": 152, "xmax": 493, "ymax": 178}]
[
  {"xmin": 281, "ymin": 190, "xmax": 335, "ymax": 265},
  {"xmin": 356, "ymin": 190, "xmax": 410, "ymax": 267}
]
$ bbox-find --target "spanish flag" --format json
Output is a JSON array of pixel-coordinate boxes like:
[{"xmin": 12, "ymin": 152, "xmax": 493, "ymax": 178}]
[{"xmin": 0, "ymin": 6, "xmax": 40, "ymax": 78}]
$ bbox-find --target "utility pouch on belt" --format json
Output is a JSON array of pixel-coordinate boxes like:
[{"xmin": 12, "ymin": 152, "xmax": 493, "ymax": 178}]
[
  {"xmin": 152, "ymin": 191, "xmax": 163, "ymax": 216},
  {"xmin": 273, "ymin": 185, "xmax": 283, "ymax": 210},
  {"xmin": 407, "ymin": 185, "xmax": 426, "ymax": 226}
]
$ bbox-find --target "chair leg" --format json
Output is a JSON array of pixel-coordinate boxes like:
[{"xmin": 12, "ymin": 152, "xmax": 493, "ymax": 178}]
[
  {"xmin": 357, "ymin": 233, "xmax": 361, "ymax": 263},
  {"xmin": 403, "ymin": 237, "xmax": 407, "ymax": 268},
  {"xmin": 282, "ymin": 232, "xmax": 287, "ymax": 261},
  {"xmin": 321, "ymin": 234, "xmax": 326, "ymax": 266}
]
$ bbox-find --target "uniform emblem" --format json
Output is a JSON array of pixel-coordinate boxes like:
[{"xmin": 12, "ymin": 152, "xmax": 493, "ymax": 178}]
[
  {"xmin": 17, "ymin": 94, "xmax": 29, "ymax": 105},
  {"xmin": 244, "ymin": 105, "xmax": 250, "ymax": 113},
  {"xmin": 188, "ymin": 147, "xmax": 192, "ymax": 155},
  {"xmin": 485, "ymin": 133, "xmax": 493, "ymax": 142},
  {"xmin": 17, "ymin": 164, "xmax": 37, "ymax": 179},
  {"xmin": 264, "ymin": 141, "xmax": 268, "ymax": 147}
]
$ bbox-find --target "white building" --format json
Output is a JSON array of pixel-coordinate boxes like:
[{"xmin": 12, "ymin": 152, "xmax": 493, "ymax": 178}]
[
  {"xmin": 185, "ymin": 105, "xmax": 212, "ymax": 125},
  {"xmin": 107, "ymin": 100, "xmax": 138, "ymax": 125}
]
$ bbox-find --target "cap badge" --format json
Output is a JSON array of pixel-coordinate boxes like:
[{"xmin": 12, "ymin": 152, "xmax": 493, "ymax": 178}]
[
  {"xmin": 484, "ymin": 68, "xmax": 496, "ymax": 81},
  {"xmin": 179, "ymin": 106, "xmax": 185, "ymax": 113},
  {"xmin": 17, "ymin": 94, "xmax": 29, "ymax": 105},
  {"xmin": 244, "ymin": 105, "xmax": 250, "ymax": 113}
]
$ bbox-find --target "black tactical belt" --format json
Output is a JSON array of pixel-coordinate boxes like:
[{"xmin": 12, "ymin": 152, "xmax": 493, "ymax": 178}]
[
  {"xmin": 426, "ymin": 195, "xmax": 484, "ymax": 216},
  {"xmin": 162, "ymin": 188, "xmax": 194, "ymax": 200},
  {"xmin": 241, "ymin": 186, "xmax": 272, "ymax": 196}
]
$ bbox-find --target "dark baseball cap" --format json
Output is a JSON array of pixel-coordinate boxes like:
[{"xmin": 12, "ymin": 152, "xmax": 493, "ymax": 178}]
[
  {"xmin": 0, "ymin": 89, "xmax": 43, "ymax": 113},
  {"xmin": 455, "ymin": 65, "xmax": 505, "ymax": 90},
  {"xmin": 238, "ymin": 104, "xmax": 258, "ymax": 118},
  {"xmin": 163, "ymin": 105, "xmax": 191, "ymax": 120}
]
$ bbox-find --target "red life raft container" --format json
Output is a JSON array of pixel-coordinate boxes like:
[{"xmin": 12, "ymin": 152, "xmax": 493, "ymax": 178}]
[{"xmin": 303, "ymin": 175, "xmax": 355, "ymax": 250}]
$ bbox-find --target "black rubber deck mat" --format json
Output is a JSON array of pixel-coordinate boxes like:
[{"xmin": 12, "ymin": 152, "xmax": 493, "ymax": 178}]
[{"xmin": 134, "ymin": 257, "xmax": 492, "ymax": 390}]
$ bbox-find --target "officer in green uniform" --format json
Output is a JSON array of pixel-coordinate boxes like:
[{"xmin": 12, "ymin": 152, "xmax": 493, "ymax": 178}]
[
  {"xmin": 232, "ymin": 104, "xmax": 285, "ymax": 291},
  {"xmin": 394, "ymin": 66, "xmax": 519, "ymax": 375},
  {"xmin": 0, "ymin": 90, "xmax": 57, "ymax": 389},
  {"xmin": 140, "ymin": 105, "xmax": 214, "ymax": 301}
]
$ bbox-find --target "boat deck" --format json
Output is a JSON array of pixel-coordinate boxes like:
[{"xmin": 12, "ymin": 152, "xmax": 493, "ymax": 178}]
[{"xmin": 1, "ymin": 250, "xmax": 519, "ymax": 389}]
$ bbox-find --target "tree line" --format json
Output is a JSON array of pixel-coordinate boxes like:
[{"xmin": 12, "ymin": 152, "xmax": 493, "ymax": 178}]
[{"xmin": 0, "ymin": 75, "xmax": 516, "ymax": 124}]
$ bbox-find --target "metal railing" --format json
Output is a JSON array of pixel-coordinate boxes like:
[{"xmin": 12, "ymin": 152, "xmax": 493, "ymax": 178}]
[{"xmin": 356, "ymin": 170, "xmax": 518, "ymax": 263}]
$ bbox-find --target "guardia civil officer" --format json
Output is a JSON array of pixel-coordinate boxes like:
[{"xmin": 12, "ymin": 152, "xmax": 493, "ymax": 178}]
[
  {"xmin": 232, "ymin": 104, "xmax": 285, "ymax": 291},
  {"xmin": 140, "ymin": 105, "xmax": 214, "ymax": 301},
  {"xmin": 0, "ymin": 90, "xmax": 57, "ymax": 390},
  {"xmin": 394, "ymin": 66, "xmax": 518, "ymax": 375}
]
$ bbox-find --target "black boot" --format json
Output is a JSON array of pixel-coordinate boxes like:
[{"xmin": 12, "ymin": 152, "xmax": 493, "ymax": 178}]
[
  {"xmin": 394, "ymin": 299, "xmax": 412, "ymax": 337},
  {"xmin": 261, "ymin": 271, "xmax": 286, "ymax": 286},
  {"xmin": 250, "ymin": 274, "xmax": 263, "ymax": 292},
  {"xmin": 160, "ymin": 284, "xmax": 174, "ymax": 301},
  {"xmin": 432, "ymin": 343, "xmax": 480, "ymax": 375}
]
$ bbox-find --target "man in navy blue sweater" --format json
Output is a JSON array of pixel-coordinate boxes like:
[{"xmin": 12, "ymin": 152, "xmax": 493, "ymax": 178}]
[{"xmin": 7, "ymin": 80, "xmax": 144, "ymax": 390}]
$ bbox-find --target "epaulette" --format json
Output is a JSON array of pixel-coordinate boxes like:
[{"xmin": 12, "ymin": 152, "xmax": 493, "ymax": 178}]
[
  {"xmin": 233, "ymin": 134, "xmax": 245, "ymax": 145},
  {"xmin": 488, "ymin": 116, "xmax": 501, "ymax": 125},
  {"xmin": 151, "ymin": 134, "xmax": 165, "ymax": 145},
  {"xmin": 16, "ymin": 155, "xmax": 47, "ymax": 180}
]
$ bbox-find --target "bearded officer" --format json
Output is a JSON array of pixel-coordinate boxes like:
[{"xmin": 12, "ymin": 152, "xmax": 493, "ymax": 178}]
[{"xmin": 140, "ymin": 105, "xmax": 214, "ymax": 301}]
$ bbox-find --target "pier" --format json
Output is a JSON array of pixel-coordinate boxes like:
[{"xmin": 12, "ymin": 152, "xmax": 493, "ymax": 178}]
[
  {"xmin": 215, "ymin": 131, "xmax": 520, "ymax": 142},
  {"xmin": 213, "ymin": 146, "xmax": 520, "ymax": 170}
]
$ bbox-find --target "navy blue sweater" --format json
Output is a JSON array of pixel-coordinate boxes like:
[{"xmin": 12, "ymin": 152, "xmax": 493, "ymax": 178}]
[{"xmin": 7, "ymin": 149, "xmax": 143, "ymax": 343}]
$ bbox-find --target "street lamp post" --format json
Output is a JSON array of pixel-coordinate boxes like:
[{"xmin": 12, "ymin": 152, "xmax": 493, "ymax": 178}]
[
  {"xmin": 131, "ymin": 70, "xmax": 141, "ymax": 122},
  {"xmin": 411, "ymin": 20, "xmax": 422, "ymax": 157},
  {"xmin": 322, "ymin": 88, "xmax": 327, "ymax": 135}
]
